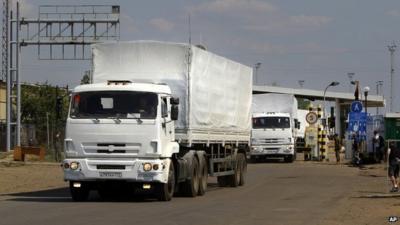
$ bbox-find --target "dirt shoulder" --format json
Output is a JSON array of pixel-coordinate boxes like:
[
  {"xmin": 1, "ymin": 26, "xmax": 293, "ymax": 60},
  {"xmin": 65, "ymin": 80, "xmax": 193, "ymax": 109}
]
[
  {"xmin": 0, "ymin": 162, "xmax": 67, "ymax": 195},
  {"xmin": 322, "ymin": 163, "xmax": 400, "ymax": 225}
]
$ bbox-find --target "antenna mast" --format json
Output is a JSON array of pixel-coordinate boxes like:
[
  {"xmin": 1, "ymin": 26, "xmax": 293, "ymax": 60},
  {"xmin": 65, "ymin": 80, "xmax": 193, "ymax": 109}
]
[{"xmin": 388, "ymin": 41, "xmax": 396, "ymax": 112}]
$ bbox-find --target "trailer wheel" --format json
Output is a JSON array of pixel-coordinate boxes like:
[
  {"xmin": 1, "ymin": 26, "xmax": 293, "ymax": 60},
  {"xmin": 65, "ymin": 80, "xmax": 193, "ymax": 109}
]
[
  {"xmin": 182, "ymin": 156, "xmax": 200, "ymax": 197},
  {"xmin": 70, "ymin": 181, "xmax": 89, "ymax": 202},
  {"xmin": 157, "ymin": 162, "xmax": 175, "ymax": 201},
  {"xmin": 238, "ymin": 153, "xmax": 247, "ymax": 186},
  {"xmin": 198, "ymin": 153, "xmax": 208, "ymax": 196},
  {"xmin": 227, "ymin": 156, "xmax": 240, "ymax": 187}
]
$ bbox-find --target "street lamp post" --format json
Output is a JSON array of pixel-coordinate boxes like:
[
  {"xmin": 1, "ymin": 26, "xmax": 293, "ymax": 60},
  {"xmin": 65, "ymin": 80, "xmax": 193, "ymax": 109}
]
[
  {"xmin": 364, "ymin": 86, "xmax": 370, "ymax": 115},
  {"xmin": 376, "ymin": 81, "xmax": 383, "ymax": 114},
  {"xmin": 323, "ymin": 81, "xmax": 340, "ymax": 133},
  {"xmin": 254, "ymin": 62, "xmax": 261, "ymax": 85},
  {"xmin": 363, "ymin": 86, "xmax": 370, "ymax": 159},
  {"xmin": 347, "ymin": 72, "xmax": 355, "ymax": 92}
]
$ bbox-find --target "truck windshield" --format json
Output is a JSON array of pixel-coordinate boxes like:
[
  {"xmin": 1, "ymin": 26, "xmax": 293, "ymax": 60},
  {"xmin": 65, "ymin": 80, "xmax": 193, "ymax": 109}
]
[
  {"xmin": 70, "ymin": 91, "xmax": 158, "ymax": 119},
  {"xmin": 252, "ymin": 117, "xmax": 290, "ymax": 129}
]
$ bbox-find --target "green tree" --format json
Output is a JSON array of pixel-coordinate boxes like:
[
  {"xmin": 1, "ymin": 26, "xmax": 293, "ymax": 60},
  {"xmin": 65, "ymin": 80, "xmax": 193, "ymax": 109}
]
[
  {"xmin": 21, "ymin": 82, "xmax": 69, "ymax": 145},
  {"xmin": 298, "ymin": 98, "xmax": 311, "ymax": 110}
]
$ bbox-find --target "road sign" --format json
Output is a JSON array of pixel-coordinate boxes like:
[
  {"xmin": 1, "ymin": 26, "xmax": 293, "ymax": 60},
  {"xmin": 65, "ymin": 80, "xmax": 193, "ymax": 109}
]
[
  {"xmin": 306, "ymin": 112, "xmax": 318, "ymax": 124},
  {"xmin": 305, "ymin": 126, "xmax": 318, "ymax": 146},
  {"xmin": 348, "ymin": 112, "xmax": 367, "ymax": 139},
  {"xmin": 351, "ymin": 101, "xmax": 363, "ymax": 113}
]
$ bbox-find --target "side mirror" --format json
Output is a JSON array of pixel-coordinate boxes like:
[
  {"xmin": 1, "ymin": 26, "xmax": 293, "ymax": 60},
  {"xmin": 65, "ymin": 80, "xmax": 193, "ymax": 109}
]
[
  {"xmin": 171, "ymin": 97, "xmax": 180, "ymax": 105},
  {"xmin": 297, "ymin": 121, "xmax": 301, "ymax": 129},
  {"xmin": 171, "ymin": 105, "xmax": 179, "ymax": 121}
]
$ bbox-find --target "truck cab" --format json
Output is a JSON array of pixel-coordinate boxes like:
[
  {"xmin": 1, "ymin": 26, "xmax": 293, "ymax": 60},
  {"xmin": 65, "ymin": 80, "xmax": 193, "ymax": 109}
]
[
  {"xmin": 250, "ymin": 112, "xmax": 296, "ymax": 162},
  {"xmin": 63, "ymin": 81, "xmax": 180, "ymax": 200}
]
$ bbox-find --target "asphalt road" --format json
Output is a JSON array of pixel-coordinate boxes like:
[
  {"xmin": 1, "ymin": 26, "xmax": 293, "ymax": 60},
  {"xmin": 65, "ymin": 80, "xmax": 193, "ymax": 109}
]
[{"xmin": 0, "ymin": 161, "xmax": 360, "ymax": 225}]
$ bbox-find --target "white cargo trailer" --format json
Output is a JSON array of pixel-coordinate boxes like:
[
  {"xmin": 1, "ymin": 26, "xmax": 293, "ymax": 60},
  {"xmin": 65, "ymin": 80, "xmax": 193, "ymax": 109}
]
[{"xmin": 63, "ymin": 41, "xmax": 252, "ymax": 201}]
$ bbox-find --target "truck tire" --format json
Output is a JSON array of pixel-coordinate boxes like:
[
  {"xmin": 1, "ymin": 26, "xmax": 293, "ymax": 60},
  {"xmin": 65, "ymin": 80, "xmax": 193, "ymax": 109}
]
[
  {"xmin": 238, "ymin": 153, "xmax": 247, "ymax": 186},
  {"xmin": 157, "ymin": 162, "xmax": 175, "ymax": 201},
  {"xmin": 70, "ymin": 181, "xmax": 89, "ymax": 201},
  {"xmin": 198, "ymin": 153, "xmax": 208, "ymax": 196},
  {"xmin": 181, "ymin": 156, "xmax": 200, "ymax": 197},
  {"xmin": 226, "ymin": 156, "xmax": 240, "ymax": 187}
]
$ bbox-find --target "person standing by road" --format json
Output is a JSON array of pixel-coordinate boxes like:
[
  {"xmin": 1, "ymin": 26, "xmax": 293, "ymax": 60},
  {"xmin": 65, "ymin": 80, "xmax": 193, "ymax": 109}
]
[
  {"xmin": 372, "ymin": 131, "xmax": 385, "ymax": 162},
  {"xmin": 352, "ymin": 133, "xmax": 361, "ymax": 166},
  {"xmin": 387, "ymin": 142, "xmax": 400, "ymax": 192},
  {"xmin": 334, "ymin": 134, "xmax": 341, "ymax": 163}
]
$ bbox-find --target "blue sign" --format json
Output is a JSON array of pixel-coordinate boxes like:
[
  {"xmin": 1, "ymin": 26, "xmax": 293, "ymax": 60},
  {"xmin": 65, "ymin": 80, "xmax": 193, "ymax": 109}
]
[
  {"xmin": 348, "ymin": 112, "xmax": 367, "ymax": 140},
  {"xmin": 351, "ymin": 101, "xmax": 363, "ymax": 113}
]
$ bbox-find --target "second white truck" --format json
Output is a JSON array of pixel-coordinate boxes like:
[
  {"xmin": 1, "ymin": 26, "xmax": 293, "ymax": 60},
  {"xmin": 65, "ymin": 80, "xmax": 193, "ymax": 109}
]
[
  {"xmin": 250, "ymin": 94, "xmax": 299, "ymax": 162},
  {"xmin": 63, "ymin": 41, "xmax": 252, "ymax": 201}
]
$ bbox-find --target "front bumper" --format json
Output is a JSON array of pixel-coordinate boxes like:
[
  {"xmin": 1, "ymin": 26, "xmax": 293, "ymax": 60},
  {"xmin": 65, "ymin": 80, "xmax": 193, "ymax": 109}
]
[
  {"xmin": 63, "ymin": 158, "xmax": 170, "ymax": 184},
  {"xmin": 250, "ymin": 144, "xmax": 294, "ymax": 156}
]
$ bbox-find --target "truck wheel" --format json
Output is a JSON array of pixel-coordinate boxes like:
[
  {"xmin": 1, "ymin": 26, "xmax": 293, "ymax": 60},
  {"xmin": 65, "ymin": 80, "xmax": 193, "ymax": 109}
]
[
  {"xmin": 157, "ymin": 162, "xmax": 175, "ymax": 201},
  {"xmin": 182, "ymin": 156, "xmax": 200, "ymax": 197},
  {"xmin": 198, "ymin": 153, "xmax": 208, "ymax": 196},
  {"xmin": 227, "ymin": 156, "xmax": 240, "ymax": 187},
  {"xmin": 238, "ymin": 153, "xmax": 247, "ymax": 186},
  {"xmin": 70, "ymin": 181, "xmax": 89, "ymax": 201}
]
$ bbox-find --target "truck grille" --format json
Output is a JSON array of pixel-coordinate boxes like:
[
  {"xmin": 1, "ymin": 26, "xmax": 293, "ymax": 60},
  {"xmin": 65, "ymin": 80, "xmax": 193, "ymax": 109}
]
[
  {"xmin": 262, "ymin": 138, "xmax": 286, "ymax": 144},
  {"xmin": 96, "ymin": 165, "xmax": 126, "ymax": 170},
  {"xmin": 82, "ymin": 142, "xmax": 141, "ymax": 155}
]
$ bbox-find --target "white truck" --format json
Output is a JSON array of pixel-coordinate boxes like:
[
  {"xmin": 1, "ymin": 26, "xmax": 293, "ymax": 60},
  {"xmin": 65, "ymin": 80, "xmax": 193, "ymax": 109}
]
[
  {"xmin": 63, "ymin": 41, "xmax": 252, "ymax": 201},
  {"xmin": 294, "ymin": 109, "xmax": 310, "ymax": 153},
  {"xmin": 250, "ymin": 94, "xmax": 299, "ymax": 163}
]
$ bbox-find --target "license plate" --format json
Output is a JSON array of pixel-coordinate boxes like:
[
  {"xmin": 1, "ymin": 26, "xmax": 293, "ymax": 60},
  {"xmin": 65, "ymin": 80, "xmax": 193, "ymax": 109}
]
[
  {"xmin": 265, "ymin": 150, "xmax": 277, "ymax": 153},
  {"xmin": 99, "ymin": 172, "xmax": 122, "ymax": 178}
]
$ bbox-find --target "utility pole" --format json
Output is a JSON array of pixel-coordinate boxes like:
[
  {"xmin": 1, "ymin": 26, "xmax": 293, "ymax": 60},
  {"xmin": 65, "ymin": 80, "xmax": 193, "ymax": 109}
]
[
  {"xmin": 388, "ymin": 42, "xmax": 396, "ymax": 112},
  {"xmin": 1, "ymin": 0, "xmax": 9, "ymax": 81},
  {"xmin": 376, "ymin": 81, "xmax": 383, "ymax": 115},
  {"xmin": 254, "ymin": 62, "xmax": 261, "ymax": 85}
]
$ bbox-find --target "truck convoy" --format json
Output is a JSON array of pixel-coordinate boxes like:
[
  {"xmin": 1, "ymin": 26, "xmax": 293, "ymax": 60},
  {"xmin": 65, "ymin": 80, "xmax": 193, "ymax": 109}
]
[
  {"xmin": 63, "ymin": 41, "xmax": 253, "ymax": 201},
  {"xmin": 250, "ymin": 94, "xmax": 299, "ymax": 162},
  {"xmin": 294, "ymin": 109, "xmax": 310, "ymax": 153}
]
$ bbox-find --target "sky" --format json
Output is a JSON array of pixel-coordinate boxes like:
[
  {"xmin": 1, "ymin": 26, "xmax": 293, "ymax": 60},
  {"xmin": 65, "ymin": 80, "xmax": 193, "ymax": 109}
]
[{"xmin": 3, "ymin": 0, "xmax": 400, "ymax": 110}]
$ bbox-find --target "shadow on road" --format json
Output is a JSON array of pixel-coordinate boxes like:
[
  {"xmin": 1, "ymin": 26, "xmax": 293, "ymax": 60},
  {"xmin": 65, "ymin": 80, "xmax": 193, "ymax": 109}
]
[
  {"xmin": 248, "ymin": 158, "xmax": 288, "ymax": 164},
  {"xmin": 2, "ymin": 187, "xmax": 72, "ymax": 202},
  {"xmin": 2, "ymin": 183, "xmax": 227, "ymax": 203}
]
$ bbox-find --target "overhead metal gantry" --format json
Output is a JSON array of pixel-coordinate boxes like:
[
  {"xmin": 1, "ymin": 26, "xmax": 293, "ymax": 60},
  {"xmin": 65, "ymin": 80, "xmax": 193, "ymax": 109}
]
[{"xmin": 3, "ymin": 2, "xmax": 120, "ymax": 151}]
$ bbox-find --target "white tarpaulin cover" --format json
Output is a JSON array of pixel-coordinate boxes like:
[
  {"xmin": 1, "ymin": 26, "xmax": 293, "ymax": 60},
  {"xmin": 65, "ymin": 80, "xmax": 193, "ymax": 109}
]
[
  {"xmin": 92, "ymin": 41, "xmax": 253, "ymax": 134},
  {"xmin": 252, "ymin": 94, "xmax": 298, "ymax": 118}
]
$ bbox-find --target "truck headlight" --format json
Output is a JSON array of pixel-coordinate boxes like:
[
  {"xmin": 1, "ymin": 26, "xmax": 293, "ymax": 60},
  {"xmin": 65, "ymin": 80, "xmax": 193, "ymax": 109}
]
[
  {"xmin": 143, "ymin": 163, "xmax": 152, "ymax": 171},
  {"xmin": 251, "ymin": 138, "xmax": 259, "ymax": 145},
  {"xmin": 70, "ymin": 162, "xmax": 80, "ymax": 170}
]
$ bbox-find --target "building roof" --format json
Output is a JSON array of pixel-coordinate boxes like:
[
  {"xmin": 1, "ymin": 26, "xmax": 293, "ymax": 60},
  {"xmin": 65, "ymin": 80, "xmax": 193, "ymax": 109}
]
[{"xmin": 253, "ymin": 85, "xmax": 385, "ymax": 107}]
